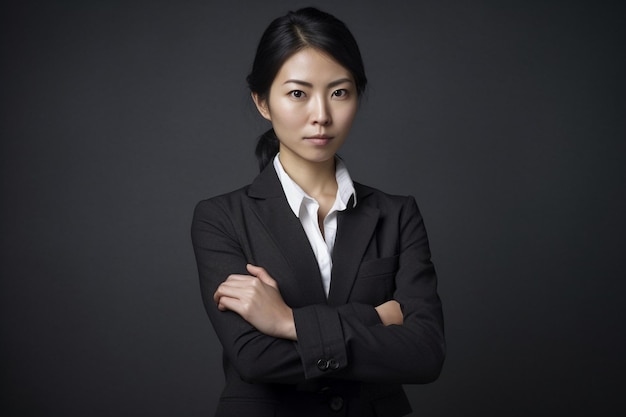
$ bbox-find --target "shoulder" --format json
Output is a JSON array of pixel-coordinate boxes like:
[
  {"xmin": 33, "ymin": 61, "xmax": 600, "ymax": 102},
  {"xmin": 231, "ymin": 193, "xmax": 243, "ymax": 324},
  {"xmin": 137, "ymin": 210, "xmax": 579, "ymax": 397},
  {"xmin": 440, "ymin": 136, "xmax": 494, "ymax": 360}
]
[
  {"xmin": 193, "ymin": 185, "xmax": 251, "ymax": 218},
  {"xmin": 355, "ymin": 182, "xmax": 418, "ymax": 211},
  {"xmin": 353, "ymin": 182, "xmax": 425, "ymax": 228},
  {"xmin": 191, "ymin": 185, "xmax": 256, "ymax": 244}
]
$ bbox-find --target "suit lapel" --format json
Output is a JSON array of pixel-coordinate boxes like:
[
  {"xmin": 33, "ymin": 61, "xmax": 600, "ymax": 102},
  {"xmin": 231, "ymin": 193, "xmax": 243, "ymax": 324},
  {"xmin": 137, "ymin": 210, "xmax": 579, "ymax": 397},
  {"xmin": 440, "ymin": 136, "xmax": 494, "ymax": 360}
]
[
  {"xmin": 247, "ymin": 168, "xmax": 381, "ymax": 307},
  {"xmin": 247, "ymin": 166, "xmax": 327, "ymax": 306},
  {"xmin": 328, "ymin": 187, "xmax": 380, "ymax": 306}
]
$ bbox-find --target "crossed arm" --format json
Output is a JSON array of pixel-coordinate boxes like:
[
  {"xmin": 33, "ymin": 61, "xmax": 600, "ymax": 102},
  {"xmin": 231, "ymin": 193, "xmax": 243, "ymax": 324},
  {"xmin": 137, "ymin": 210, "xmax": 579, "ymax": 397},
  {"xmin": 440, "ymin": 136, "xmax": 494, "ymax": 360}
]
[
  {"xmin": 213, "ymin": 263, "xmax": 404, "ymax": 341},
  {"xmin": 192, "ymin": 195, "xmax": 444, "ymax": 385}
]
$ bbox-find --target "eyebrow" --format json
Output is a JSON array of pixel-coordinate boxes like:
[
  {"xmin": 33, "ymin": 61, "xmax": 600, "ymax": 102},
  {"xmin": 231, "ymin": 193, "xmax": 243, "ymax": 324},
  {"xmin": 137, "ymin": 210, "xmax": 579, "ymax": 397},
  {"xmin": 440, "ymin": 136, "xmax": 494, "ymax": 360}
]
[{"xmin": 283, "ymin": 78, "xmax": 354, "ymax": 88}]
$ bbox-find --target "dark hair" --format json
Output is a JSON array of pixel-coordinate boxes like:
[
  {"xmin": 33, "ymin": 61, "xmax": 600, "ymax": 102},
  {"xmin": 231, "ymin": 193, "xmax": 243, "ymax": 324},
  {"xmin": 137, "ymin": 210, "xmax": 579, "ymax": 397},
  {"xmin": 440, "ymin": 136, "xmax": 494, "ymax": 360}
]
[{"xmin": 247, "ymin": 7, "xmax": 368, "ymax": 171}]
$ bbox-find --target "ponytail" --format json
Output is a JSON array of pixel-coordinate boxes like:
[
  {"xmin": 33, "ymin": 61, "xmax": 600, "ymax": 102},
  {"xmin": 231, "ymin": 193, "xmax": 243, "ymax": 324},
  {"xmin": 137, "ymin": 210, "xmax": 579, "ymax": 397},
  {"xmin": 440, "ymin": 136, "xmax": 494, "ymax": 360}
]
[{"xmin": 255, "ymin": 129, "xmax": 280, "ymax": 172}]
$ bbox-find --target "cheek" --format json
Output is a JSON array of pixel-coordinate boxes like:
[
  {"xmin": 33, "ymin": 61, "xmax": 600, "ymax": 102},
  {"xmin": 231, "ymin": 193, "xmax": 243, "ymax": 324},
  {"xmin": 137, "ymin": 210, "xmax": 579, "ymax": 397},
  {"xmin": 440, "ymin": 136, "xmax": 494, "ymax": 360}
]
[
  {"xmin": 335, "ymin": 104, "xmax": 358, "ymax": 129},
  {"xmin": 272, "ymin": 105, "xmax": 308, "ymax": 131}
]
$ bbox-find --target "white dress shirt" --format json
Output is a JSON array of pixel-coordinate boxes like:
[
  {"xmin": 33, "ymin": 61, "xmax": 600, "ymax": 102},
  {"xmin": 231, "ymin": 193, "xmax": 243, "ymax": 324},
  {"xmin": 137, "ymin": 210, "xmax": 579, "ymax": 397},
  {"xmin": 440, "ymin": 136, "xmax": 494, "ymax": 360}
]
[{"xmin": 273, "ymin": 154, "xmax": 357, "ymax": 297}]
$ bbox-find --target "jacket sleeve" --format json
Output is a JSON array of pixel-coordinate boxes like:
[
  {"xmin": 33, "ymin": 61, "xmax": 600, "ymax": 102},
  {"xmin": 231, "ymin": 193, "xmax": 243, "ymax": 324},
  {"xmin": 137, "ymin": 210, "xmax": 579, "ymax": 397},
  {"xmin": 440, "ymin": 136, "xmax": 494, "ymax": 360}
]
[
  {"xmin": 293, "ymin": 196, "xmax": 445, "ymax": 383},
  {"xmin": 191, "ymin": 197, "xmax": 381, "ymax": 384},
  {"xmin": 191, "ymin": 195, "xmax": 444, "ymax": 385}
]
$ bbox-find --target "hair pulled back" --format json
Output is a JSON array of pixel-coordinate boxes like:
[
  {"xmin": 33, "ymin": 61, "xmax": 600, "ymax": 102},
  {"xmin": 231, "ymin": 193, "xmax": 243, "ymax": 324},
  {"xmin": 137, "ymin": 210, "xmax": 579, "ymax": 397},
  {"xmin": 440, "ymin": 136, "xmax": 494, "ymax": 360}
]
[{"xmin": 247, "ymin": 7, "xmax": 367, "ymax": 171}]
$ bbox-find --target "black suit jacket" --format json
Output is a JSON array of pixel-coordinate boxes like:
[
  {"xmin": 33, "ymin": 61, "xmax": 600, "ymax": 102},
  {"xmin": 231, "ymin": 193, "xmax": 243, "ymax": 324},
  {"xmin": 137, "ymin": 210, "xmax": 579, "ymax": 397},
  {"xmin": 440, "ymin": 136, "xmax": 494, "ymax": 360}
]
[{"xmin": 191, "ymin": 165, "xmax": 445, "ymax": 417}]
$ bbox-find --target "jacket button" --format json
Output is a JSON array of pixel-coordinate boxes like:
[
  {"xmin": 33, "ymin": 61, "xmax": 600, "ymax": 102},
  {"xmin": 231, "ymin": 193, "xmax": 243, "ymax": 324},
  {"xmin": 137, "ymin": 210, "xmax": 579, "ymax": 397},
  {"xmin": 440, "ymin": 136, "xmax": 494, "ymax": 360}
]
[
  {"xmin": 329, "ymin": 396, "xmax": 344, "ymax": 411},
  {"xmin": 317, "ymin": 359, "xmax": 329, "ymax": 371},
  {"xmin": 328, "ymin": 359, "xmax": 339, "ymax": 370}
]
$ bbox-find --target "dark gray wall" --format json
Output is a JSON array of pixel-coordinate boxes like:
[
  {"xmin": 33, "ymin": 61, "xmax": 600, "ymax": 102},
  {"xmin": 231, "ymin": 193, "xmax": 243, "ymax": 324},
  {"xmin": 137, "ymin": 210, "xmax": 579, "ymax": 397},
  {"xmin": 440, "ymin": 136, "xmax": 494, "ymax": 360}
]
[{"xmin": 1, "ymin": 1, "xmax": 624, "ymax": 416}]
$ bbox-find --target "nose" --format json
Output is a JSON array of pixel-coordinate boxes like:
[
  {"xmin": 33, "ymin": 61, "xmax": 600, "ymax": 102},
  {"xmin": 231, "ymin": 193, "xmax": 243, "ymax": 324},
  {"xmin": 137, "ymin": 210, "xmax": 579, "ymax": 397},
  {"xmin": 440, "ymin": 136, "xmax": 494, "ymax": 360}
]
[{"xmin": 311, "ymin": 96, "xmax": 331, "ymax": 126}]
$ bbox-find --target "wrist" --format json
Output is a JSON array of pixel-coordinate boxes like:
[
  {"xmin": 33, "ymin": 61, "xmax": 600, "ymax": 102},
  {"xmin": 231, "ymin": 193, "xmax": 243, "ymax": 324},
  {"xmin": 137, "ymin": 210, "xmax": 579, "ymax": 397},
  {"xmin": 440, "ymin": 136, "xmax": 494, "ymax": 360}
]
[{"xmin": 281, "ymin": 308, "xmax": 297, "ymax": 340}]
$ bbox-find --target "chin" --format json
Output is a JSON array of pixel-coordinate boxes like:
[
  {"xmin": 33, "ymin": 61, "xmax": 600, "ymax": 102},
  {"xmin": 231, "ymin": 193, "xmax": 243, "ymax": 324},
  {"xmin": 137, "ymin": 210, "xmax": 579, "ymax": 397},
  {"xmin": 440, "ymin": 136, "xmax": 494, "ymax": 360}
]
[{"xmin": 305, "ymin": 151, "xmax": 337, "ymax": 164}]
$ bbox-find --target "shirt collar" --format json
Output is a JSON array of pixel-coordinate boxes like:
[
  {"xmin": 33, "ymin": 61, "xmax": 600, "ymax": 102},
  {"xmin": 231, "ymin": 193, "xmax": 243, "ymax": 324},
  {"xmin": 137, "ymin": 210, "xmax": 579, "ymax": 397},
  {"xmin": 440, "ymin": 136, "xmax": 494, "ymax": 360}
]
[{"xmin": 273, "ymin": 154, "xmax": 357, "ymax": 218}]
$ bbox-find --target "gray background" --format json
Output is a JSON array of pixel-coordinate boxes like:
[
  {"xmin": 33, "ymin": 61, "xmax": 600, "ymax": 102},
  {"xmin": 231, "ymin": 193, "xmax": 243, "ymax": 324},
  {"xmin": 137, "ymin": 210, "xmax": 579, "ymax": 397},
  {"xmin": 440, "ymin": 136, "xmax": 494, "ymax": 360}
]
[{"xmin": 1, "ymin": 0, "xmax": 624, "ymax": 416}]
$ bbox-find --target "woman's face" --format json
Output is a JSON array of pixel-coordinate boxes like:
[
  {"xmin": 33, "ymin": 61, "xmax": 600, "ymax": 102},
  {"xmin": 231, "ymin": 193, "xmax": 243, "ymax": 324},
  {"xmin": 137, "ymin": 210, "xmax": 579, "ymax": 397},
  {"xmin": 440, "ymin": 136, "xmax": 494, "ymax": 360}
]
[{"xmin": 253, "ymin": 48, "xmax": 358, "ymax": 167}]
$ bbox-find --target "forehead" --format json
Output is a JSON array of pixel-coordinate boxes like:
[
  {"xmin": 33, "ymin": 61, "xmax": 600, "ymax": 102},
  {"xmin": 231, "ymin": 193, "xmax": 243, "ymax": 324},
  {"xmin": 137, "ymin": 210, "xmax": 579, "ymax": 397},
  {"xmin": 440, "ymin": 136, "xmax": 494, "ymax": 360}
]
[{"xmin": 273, "ymin": 48, "xmax": 353, "ymax": 85}]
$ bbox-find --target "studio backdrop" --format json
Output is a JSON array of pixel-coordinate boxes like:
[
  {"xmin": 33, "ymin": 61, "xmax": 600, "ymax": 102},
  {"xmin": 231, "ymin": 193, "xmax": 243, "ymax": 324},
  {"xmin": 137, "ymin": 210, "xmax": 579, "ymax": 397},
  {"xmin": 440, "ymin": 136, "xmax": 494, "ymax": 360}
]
[{"xmin": 1, "ymin": 1, "xmax": 624, "ymax": 416}]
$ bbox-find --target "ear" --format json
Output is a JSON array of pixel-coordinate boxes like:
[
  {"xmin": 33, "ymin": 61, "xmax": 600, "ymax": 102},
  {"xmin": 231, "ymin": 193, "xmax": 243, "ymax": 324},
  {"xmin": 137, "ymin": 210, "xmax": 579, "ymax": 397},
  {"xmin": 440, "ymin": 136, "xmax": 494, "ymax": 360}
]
[{"xmin": 251, "ymin": 92, "xmax": 271, "ymax": 121}]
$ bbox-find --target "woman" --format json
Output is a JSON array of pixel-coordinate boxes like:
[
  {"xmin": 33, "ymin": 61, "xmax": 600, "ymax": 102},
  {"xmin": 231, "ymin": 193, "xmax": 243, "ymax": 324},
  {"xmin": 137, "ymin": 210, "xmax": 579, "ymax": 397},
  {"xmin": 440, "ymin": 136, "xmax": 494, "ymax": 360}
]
[{"xmin": 191, "ymin": 7, "xmax": 444, "ymax": 417}]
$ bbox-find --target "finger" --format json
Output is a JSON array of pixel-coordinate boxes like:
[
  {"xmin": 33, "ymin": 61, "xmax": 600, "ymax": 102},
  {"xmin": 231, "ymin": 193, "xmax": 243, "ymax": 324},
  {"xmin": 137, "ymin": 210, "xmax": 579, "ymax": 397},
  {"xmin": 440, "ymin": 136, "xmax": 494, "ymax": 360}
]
[
  {"xmin": 246, "ymin": 263, "xmax": 264, "ymax": 276},
  {"xmin": 221, "ymin": 276, "xmax": 257, "ymax": 287},
  {"xmin": 214, "ymin": 283, "xmax": 248, "ymax": 305},
  {"xmin": 247, "ymin": 264, "xmax": 277, "ymax": 288},
  {"xmin": 213, "ymin": 288, "xmax": 225, "ymax": 305},
  {"xmin": 216, "ymin": 296, "xmax": 242, "ymax": 314},
  {"xmin": 224, "ymin": 273, "xmax": 255, "ymax": 282},
  {"xmin": 214, "ymin": 282, "xmax": 253, "ymax": 300}
]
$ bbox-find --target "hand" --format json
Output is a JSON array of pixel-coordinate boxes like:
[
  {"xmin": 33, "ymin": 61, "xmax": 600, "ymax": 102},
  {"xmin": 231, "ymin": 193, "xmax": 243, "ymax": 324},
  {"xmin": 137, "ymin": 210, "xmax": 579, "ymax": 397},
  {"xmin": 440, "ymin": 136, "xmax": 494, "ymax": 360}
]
[
  {"xmin": 375, "ymin": 300, "xmax": 404, "ymax": 326},
  {"xmin": 214, "ymin": 264, "xmax": 297, "ymax": 340}
]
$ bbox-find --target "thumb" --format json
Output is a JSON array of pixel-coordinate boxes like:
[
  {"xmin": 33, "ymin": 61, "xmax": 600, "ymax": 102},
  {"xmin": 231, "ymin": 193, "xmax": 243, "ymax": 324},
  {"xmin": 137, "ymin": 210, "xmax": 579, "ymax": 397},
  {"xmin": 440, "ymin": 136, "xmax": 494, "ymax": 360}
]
[{"xmin": 246, "ymin": 264, "xmax": 277, "ymax": 287}]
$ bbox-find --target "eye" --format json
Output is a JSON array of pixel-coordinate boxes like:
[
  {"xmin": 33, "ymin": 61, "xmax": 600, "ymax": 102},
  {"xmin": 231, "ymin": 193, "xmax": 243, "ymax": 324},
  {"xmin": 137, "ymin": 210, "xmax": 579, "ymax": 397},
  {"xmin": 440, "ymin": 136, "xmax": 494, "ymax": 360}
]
[
  {"xmin": 332, "ymin": 89, "xmax": 349, "ymax": 99},
  {"xmin": 289, "ymin": 90, "xmax": 306, "ymax": 99}
]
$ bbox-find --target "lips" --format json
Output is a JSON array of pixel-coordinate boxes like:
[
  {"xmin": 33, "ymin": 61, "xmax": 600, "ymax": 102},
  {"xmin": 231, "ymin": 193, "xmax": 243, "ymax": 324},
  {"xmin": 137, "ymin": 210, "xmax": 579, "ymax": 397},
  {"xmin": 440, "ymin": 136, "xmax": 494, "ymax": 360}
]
[{"xmin": 304, "ymin": 134, "xmax": 334, "ymax": 145}]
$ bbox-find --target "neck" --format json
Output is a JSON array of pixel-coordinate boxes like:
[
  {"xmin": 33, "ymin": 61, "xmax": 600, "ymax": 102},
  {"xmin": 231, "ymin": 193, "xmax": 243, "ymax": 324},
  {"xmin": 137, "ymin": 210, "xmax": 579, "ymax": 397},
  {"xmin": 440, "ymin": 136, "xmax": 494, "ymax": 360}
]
[{"xmin": 278, "ymin": 152, "xmax": 337, "ymax": 197}]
